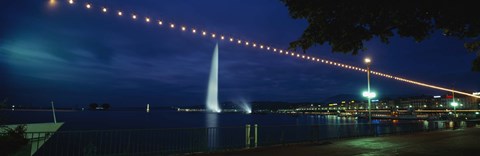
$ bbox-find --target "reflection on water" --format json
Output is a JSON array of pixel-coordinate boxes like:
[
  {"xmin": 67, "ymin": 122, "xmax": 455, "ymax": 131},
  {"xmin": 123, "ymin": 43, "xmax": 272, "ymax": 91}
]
[
  {"xmin": 304, "ymin": 115, "xmax": 361, "ymax": 125},
  {"xmin": 206, "ymin": 113, "xmax": 218, "ymax": 128},
  {"xmin": 1, "ymin": 110, "xmax": 470, "ymax": 131},
  {"xmin": 206, "ymin": 113, "xmax": 219, "ymax": 150}
]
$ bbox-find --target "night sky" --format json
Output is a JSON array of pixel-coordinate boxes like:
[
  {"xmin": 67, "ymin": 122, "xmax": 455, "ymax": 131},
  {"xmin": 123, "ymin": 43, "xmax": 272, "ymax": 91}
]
[{"xmin": 1, "ymin": 0, "xmax": 479, "ymax": 107}]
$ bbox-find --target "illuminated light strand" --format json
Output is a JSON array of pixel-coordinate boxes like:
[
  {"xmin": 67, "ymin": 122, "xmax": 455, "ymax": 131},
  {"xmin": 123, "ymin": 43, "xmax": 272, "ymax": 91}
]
[{"xmin": 65, "ymin": 1, "xmax": 480, "ymax": 99}]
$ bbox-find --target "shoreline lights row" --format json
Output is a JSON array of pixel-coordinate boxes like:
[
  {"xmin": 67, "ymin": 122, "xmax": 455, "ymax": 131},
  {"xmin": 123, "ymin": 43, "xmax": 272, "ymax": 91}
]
[{"xmin": 64, "ymin": 0, "xmax": 479, "ymax": 99}]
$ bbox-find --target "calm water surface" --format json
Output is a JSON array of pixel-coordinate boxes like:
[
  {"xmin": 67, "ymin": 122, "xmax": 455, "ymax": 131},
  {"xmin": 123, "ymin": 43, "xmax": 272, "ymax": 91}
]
[{"xmin": 1, "ymin": 109, "xmax": 425, "ymax": 131}]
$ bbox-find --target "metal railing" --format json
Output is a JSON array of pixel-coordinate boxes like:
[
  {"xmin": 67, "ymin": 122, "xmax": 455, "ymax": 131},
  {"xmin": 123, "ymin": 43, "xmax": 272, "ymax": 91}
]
[{"xmin": 5, "ymin": 121, "xmax": 469, "ymax": 156}]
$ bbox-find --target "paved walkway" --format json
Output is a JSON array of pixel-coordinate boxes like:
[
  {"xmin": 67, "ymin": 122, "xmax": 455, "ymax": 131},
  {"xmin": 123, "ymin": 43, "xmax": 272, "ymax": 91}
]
[{"xmin": 192, "ymin": 127, "xmax": 480, "ymax": 156}]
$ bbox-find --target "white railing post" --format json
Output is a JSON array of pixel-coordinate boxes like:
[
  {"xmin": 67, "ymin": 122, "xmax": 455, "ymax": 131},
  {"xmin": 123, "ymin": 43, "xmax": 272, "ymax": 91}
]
[
  {"xmin": 254, "ymin": 124, "xmax": 258, "ymax": 147},
  {"xmin": 245, "ymin": 124, "xmax": 251, "ymax": 148}
]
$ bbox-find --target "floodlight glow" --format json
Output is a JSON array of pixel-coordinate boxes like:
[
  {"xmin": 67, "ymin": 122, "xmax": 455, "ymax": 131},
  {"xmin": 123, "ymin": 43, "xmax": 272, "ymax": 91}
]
[
  {"xmin": 69, "ymin": 0, "xmax": 74, "ymax": 4},
  {"xmin": 117, "ymin": 11, "xmax": 122, "ymax": 16},
  {"xmin": 86, "ymin": 3, "xmax": 91, "ymax": 9},
  {"xmin": 362, "ymin": 91, "xmax": 376, "ymax": 98},
  {"xmin": 451, "ymin": 102, "xmax": 459, "ymax": 107},
  {"xmin": 102, "ymin": 7, "xmax": 107, "ymax": 12}
]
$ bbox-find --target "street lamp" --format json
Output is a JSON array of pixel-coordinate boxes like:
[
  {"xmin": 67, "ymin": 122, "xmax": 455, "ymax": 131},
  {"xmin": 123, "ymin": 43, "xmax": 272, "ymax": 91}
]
[
  {"xmin": 364, "ymin": 57, "xmax": 373, "ymax": 123},
  {"xmin": 362, "ymin": 91, "xmax": 376, "ymax": 123},
  {"xmin": 451, "ymin": 101, "xmax": 458, "ymax": 118}
]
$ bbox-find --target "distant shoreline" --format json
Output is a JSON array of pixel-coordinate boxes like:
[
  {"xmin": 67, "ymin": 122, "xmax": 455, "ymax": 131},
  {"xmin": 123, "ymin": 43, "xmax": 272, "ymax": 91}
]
[{"xmin": 0, "ymin": 109, "xmax": 77, "ymax": 112}]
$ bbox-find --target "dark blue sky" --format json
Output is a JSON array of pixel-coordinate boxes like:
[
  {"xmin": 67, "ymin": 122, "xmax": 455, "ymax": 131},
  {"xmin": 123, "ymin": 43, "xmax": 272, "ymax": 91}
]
[{"xmin": 1, "ymin": 0, "xmax": 479, "ymax": 107}]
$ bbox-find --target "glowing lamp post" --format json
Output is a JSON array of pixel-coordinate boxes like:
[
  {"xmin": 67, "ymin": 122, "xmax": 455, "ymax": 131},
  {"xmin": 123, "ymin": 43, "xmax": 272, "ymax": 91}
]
[
  {"xmin": 451, "ymin": 101, "xmax": 458, "ymax": 118},
  {"xmin": 363, "ymin": 58, "xmax": 374, "ymax": 123},
  {"xmin": 363, "ymin": 91, "xmax": 376, "ymax": 123}
]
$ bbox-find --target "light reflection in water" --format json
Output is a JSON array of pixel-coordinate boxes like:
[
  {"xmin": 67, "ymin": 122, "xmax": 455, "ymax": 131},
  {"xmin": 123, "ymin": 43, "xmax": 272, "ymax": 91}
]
[{"xmin": 206, "ymin": 113, "xmax": 219, "ymax": 150}]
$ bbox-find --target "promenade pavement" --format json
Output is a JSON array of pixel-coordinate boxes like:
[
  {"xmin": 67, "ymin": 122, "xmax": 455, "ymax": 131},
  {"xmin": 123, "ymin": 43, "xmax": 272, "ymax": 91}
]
[{"xmin": 192, "ymin": 127, "xmax": 480, "ymax": 156}]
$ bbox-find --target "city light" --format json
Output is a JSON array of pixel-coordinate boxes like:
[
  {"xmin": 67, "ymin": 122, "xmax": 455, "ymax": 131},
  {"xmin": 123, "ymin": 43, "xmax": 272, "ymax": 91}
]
[
  {"xmin": 117, "ymin": 11, "xmax": 122, "ymax": 16},
  {"xmin": 59, "ymin": 1, "xmax": 480, "ymax": 99},
  {"xmin": 145, "ymin": 17, "xmax": 150, "ymax": 22},
  {"xmin": 49, "ymin": 0, "xmax": 57, "ymax": 7},
  {"xmin": 362, "ymin": 91, "xmax": 376, "ymax": 98},
  {"xmin": 451, "ymin": 102, "xmax": 459, "ymax": 107},
  {"xmin": 364, "ymin": 58, "xmax": 371, "ymax": 63},
  {"xmin": 102, "ymin": 7, "xmax": 107, "ymax": 13}
]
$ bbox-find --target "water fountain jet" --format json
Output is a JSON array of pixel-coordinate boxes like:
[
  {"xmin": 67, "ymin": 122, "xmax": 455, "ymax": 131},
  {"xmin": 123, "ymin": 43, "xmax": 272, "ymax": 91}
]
[{"xmin": 206, "ymin": 43, "xmax": 221, "ymax": 113}]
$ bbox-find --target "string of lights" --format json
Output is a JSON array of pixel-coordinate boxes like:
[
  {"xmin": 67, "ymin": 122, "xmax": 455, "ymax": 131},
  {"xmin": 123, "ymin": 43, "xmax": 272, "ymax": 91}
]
[{"xmin": 61, "ymin": 0, "xmax": 480, "ymax": 99}]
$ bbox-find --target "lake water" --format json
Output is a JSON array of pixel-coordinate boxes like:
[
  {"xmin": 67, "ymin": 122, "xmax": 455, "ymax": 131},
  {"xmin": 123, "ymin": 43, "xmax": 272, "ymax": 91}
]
[
  {"xmin": 2, "ymin": 110, "xmax": 372, "ymax": 130},
  {"xmin": 0, "ymin": 109, "xmax": 421, "ymax": 131},
  {"xmin": 2, "ymin": 110, "xmax": 463, "ymax": 155}
]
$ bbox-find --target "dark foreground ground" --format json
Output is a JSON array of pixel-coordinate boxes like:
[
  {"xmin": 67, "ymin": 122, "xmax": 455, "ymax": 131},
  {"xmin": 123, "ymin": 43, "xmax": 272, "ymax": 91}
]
[{"xmin": 190, "ymin": 127, "xmax": 480, "ymax": 156}]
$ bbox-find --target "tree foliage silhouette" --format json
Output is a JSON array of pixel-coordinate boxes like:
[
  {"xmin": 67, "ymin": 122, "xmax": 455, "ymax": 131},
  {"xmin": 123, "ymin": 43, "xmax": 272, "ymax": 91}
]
[{"xmin": 283, "ymin": 0, "xmax": 480, "ymax": 71}]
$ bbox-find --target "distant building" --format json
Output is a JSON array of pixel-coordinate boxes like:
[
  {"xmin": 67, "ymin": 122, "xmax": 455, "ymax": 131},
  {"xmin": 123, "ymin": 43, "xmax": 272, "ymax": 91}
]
[{"xmin": 397, "ymin": 94, "xmax": 478, "ymax": 109}]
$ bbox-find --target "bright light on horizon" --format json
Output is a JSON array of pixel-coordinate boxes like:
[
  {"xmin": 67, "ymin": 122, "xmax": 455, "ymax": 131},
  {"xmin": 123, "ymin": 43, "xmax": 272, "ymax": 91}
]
[
  {"xmin": 451, "ymin": 102, "xmax": 459, "ymax": 107},
  {"xmin": 362, "ymin": 91, "xmax": 377, "ymax": 98}
]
